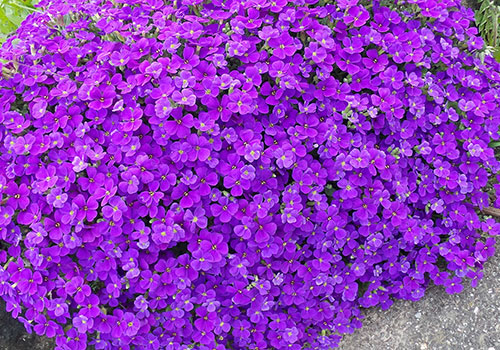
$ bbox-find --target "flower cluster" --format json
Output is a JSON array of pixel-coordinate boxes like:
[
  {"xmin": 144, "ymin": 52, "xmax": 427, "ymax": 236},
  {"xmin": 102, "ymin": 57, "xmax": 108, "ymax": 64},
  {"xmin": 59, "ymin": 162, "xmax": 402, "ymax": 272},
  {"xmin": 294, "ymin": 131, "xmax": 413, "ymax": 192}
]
[{"xmin": 0, "ymin": 0, "xmax": 499, "ymax": 349}]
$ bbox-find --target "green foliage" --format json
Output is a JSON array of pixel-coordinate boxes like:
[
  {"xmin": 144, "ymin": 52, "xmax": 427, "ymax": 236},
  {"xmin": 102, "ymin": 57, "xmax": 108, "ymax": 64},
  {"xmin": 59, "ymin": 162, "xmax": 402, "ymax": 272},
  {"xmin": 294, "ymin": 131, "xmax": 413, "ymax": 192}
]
[
  {"xmin": 476, "ymin": 0, "xmax": 500, "ymax": 45},
  {"xmin": 0, "ymin": 0, "xmax": 38, "ymax": 44},
  {"xmin": 475, "ymin": 0, "xmax": 500, "ymax": 61}
]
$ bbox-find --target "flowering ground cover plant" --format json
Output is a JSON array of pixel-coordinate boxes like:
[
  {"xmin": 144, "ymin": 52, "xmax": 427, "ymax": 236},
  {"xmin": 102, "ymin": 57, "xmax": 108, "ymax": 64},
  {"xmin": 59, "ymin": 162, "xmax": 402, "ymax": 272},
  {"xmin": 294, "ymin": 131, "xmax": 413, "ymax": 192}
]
[{"xmin": 0, "ymin": 0, "xmax": 499, "ymax": 349}]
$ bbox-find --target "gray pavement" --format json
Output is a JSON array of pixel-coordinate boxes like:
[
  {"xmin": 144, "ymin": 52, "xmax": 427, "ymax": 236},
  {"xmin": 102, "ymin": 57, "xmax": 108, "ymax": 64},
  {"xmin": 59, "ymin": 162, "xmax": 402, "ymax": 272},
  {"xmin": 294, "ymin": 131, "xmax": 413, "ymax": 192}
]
[
  {"xmin": 339, "ymin": 241, "xmax": 500, "ymax": 350},
  {"xmin": 0, "ymin": 300, "xmax": 53, "ymax": 350}
]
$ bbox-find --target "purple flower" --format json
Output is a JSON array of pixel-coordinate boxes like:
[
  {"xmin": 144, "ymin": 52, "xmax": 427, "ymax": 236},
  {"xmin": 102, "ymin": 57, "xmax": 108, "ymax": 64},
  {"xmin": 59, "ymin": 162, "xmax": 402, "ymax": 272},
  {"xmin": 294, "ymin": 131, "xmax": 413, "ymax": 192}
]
[
  {"xmin": 109, "ymin": 49, "xmax": 130, "ymax": 66},
  {"xmin": 5, "ymin": 182, "xmax": 30, "ymax": 210},
  {"xmin": 191, "ymin": 248, "xmax": 213, "ymax": 272},
  {"xmin": 34, "ymin": 315, "xmax": 58, "ymax": 338},
  {"xmin": 194, "ymin": 306, "xmax": 216, "ymax": 332},
  {"xmin": 122, "ymin": 312, "xmax": 140, "ymax": 337},
  {"xmin": 31, "ymin": 101, "xmax": 47, "ymax": 119},
  {"xmin": 65, "ymin": 277, "xmax": 91, "ymax": 304},
  {"xmin": 50, "ymin": 79, "xmax": 77, "ymax": 98},
  {"xmin": 283, "ymin": 327, "xmax": 299, "ymax": 343},
  {"xmin": 47, "ymin": 187, "xmax": 68, "ymax": 208},
  {"xmin": 102, "ymin": 196, "xmax": 127, "ymax": 221},
  {"xmin": 0, "ymin": 1, "xmax": 498, "ymax": 348},
  {"xmin": 17, "ymin": 269, "xmax": 42, "ymax": 295},
  {"xmin": 269, "ymin": 32, "xmax": 296, "ymax": 59},
  {"xmin": 445, "ymin": 276, "xmax": 464, "ymax": 294},
  {"xmin": 94, "ymin": 179, "xmax": 118, "ymax": 205},
  {"xmin": 275, "ymin": 148, "xmax": 294, "ymax": 169},
  {"xmin": 211, "ymin": 196, "xmax": 238, "ymax": 223},
  {"xmin": 199, "ymin": 233, "xmax": 227, "ymax": 263},
  {"xmin": 305, "ymin": 42, "xmax": 327, "ymax": 64},
  {"xmin": 172, "ymin": 88, "xmax": 196, "ymax": 106},
  {"xmin": 89, "ymin": 86, "xmax": 116, "ymax": 110},
  {"xmin": 73, "ymin": 315, "xmax": 93, "ymax": 333},
  {"xmin": 151, "ymin": 223, "xmax": 173, "ymax": 245},
  {"xmin": 345, "ymin": 5, "xmax": 370, "ymax": 27},
  {"xmin": 72, "ymin": 156, "xmax": 88, "ymax": 173},
  {"xmin": 227, "ymin": 89, "xmax": 253, "ymax": 115},
  {"xmin": 119, "ymin": 172, "xmax": 140, "ymax": 194},
  {"xmin": 184, "ymin": 207, "xmax": 208, "ymax": 229}
]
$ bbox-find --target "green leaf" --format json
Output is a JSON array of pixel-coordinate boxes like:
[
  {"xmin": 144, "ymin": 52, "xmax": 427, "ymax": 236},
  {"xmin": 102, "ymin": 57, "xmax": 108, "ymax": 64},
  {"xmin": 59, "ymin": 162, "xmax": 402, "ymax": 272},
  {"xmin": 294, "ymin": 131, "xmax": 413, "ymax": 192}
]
[
  {"xmin": 0, "ymin": 8, "xmax": 17, "ymax": 35},
  {"xmin": 475, "ymin": 0, "xmax": 500, "ymax": 47},
  {"xmin": 494, "ymin": 47, "xmax": 500, "ymax": 62},
  {"xmin": 0, "ymin": 0, "xmax": 36, "ymax": 37}
]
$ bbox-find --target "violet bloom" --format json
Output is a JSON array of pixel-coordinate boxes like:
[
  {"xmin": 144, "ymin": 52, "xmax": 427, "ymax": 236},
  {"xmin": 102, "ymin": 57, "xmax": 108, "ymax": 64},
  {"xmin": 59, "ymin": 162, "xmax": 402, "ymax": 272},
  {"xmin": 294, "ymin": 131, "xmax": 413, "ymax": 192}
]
[
  {"xmin": 353, "ymin": 197, "xmax": 378, "ymax": 221},
  {"xmin": 171, "ymin": 183, "xmax": 201, "ymax": 208},
  {"xmin": 78, "ymin": 166, "xmax": 105, "ymax": 193},
  {"xmin": 195, "ymin": 167, "xmax": 218, "ymax": 196},
  {"xmin": 47, "ymin": 187, "xmax": 68, "ymax": 208},
  {"xmin": 445, "ymin": 276, "xmax": 464, "ymax": 294},
  {"xmin": 73, "ymin": 315, "xmax": 93, "ymax": 333},
  {"xmin": 65, "ymin": 277, "xmax": 91, "ymax": 304},
  {"xmin": 172, "ymin": 88, "xmax": 196, "ymax": 106},
  {"xmin": 102, "ymin": 196, "xmax": 127, "ymax": 222},
  {"xmin": 74, "ymin": 194, "xmax": 98, "ymax": 222},
  {"xmin": 244, "ymin": 143, "xmax": 262, "ymax": 162},
  {"xmin": 211, "ymin": 196, "xmax": 238, "ymax": 223},
  {"xmin": 138, "ymin": 181, "xmax": 164, "ymax": 209},
  {"xmin": 50, "ymin": 79, "xmax": 77, "ymax": 98},
  {"xmin": 241, "ymin": 165, "xmax": 256, "ymax": 180},
  {"xmin": 12, "ymin": 134, "xmax": 36, "ymax": 155},
  {"xmin": 187, "ymin": 134, "xmax": 211, "ymax": 162},
  {"xmin": 151, "ymin": 223, "xmax": 173, "ymax": 245},
  {"xmin": 269, "ymin": 32, "xmax": 296, "ymax": 59},
  {"xmin": 164, "ymin": 111, "xmax": 194, "ymax": 138},
  {"xmin": 283, "ymin": 327, "xmax": 299, "ymax": 343},
  {"xmin": 151, "ymin": 79, "xmax": 175, "ymax": 100},
  {"xmin": 383, "ymin": 201, "xmax": 408, "ymax": 227},
  {"xmin": 155, "ymin": 99, "xmax": 173, "ymax": 120},
  {"xmin": 93, "ymin": 179, "xmax": 118, "ymax": 205},
  {"xmin": 31, "ymin": 100, "xmax": 47, "ymax": 119},
  {"xmin": 269, "ymin": 61, "xmax": 290, "ymax": 78},
  {"xmin": 5, "ymin": 182, "xmax": 30, "ymax": 210},
  {"xmin": 63, "ymin": 233, "xmax": 82, "ymax": 249},
  {"xmin": 17, "ymin": 269, "xmax": 42, "ymax": 295},
  {"xmin": 174, "ymin": 70, "xmax": 196, "ymax": 89},
  {"xmin": 184, "ymin": 207, "xmax": 208, "ymax": 229},
  {"xmin": 346, "ymin": 5, "xmax": 370, "ymax": 26},
  {"xmin": 227, "ymin": 89, "xmax": 253, "ymax": 115},
  {"xmin": 119, "ymin": 172, "xmax": 140, "ymax": 194},
  {"xmin": 170, "ymin": 142, "xmax": 192, "ymax": 163},
  {"xmin": 194, "ymin": 307, "xmax": 216, "ymax": 332},
  {"xmin": 34, "ymin": 314, "xmax": 58, "ymax": 338},
  {"xmin": 275, "ymin": 148, "xmax": 295, "ymax": 169},
  {"xmin": 89, "ymin": 86, "xmax": 116, "ymax": 110},
  {"xmin": 305, "ymin": 42, "xmax": 327, "ymax": 64},
  {"xmin": 254, "ymin": 216, "xmax": 277, "ymax": 243},
  {"xmin": 72, "ymin": 156, "xmax": 88, "ymax": 173},
  {"xmin": 199, "ymin": 233, "xmax": 228, "ymax": 263},
  {"xmin": 122, "ymin": 312, "xmax": 140, "ymax": 337},
  {"xmin": 109, "ymin": 49, "xmax": 130, "ymax": 66},
  {"xmin": 191, "ymin": 248, "xmax": 213, "ymax": 271}
]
